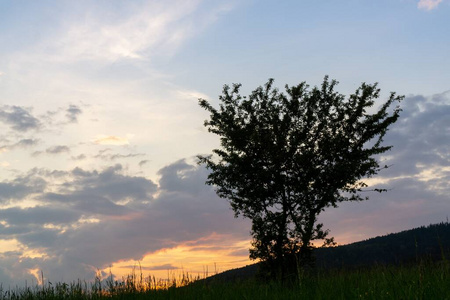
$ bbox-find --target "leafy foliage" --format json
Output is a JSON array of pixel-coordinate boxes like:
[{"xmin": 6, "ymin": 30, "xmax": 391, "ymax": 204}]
[{"xmin": 198, "ymin": 76, "xmax": 402, "ymax": 280}]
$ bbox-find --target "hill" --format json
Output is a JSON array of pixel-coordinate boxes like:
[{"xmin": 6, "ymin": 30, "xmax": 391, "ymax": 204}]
[{"xmin": 206, "ymin": 222, "xmax": 450, "ymax": 282}]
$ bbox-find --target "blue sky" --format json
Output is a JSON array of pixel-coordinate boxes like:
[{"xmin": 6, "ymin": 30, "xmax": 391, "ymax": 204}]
[{"xmin": 0, "ymin": 0, "xmax": 449, "ymax": 286}]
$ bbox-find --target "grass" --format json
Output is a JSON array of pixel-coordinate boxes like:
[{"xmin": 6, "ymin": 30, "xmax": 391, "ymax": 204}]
[{"xmin": 1, "ymin": 260, "xmax": 449, "ymax": 299}]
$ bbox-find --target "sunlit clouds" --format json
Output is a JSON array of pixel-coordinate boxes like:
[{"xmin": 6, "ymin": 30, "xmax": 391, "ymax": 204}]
[{"xmin": 0, "ymin": 158, "xmax": 251, "ymax": 285}]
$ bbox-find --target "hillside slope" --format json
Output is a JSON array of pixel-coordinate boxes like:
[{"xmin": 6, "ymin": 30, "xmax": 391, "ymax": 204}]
[
  {"xmin": 206, "ymin": 222, "xmax": 450, "ymax": 282},
  {"xmin": 316, "ymin": 222, "xmax": 450, "ymax": 269}
]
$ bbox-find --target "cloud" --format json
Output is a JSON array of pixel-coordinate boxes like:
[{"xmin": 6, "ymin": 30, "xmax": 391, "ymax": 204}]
[
  {"xmin": 139, "ymin": 160, "xmax": 149, "ymax": 167},
  {"xmin": 16, "ymin": 139, "xmax": 39, "ymax": 148},
  {"xmin": 5, "ymin": 0, "xmax": 236, "ymax": 67},
  {"xmin": 52, "ymin": 161, "xmax": 248, "ymax": 269},
  {"xmin": 46, "ymin": 145, "xmax": 71, "ymax": 154},
  {"xmin": 0, "ymin": 172, "xmax": 46, "ymax": 204},
  {"xmin": 39, "ymin": 164, "xmax": 158, "ymax": 216},
  {"xmin": 0, "ymin": 159, "xmax": 250, "ymax": 285},
  {"xmin": 0, "ymin": 106, "xmax": 40, "ymax": 132},
  {"xmin": 319, "ymin": 91, "xmax": 450, "ymax": 243},
  {"xmin": 0, "ymin": 182, "xmax": 38, "ymax": 204},
  {"xmin": 0, "ymin": 104, "xmax": 81, "ymax": 135},
  {"xmin": 66, "ymin": 105, "xmax": 82, "ymax": 123},
  {"xmin": 108, "ymin": 153, "xmax": 144, "ymax": 160},
  {"xmin": 0, "ymin": 162, "xmax": 10, "ymax": 168},
  {"xmin": 417, "ymin": 0, "xmax": 443, "ymax": 10},
  {"xmin": 38, "ymin": 104, "xmax": 85, "ymax": 127},
  {"xmin": 381, "ymin": 91, "xmax": 450, "ymax": 177},
  {"xmin": 93, "ymin": 135, "xmax": 129, "ymax": 145},
  {"xmin": 44, "ymin": 0, "xmax": 203, "ymax": 62},
  {"xmin": 31, "ymin": 151, "xmax": 43, "ymax": 157},
  {"xmin": 0, "ymin": 138, "xmax": 39, "ymax": 153},
  {"xmin": 72, "ymin": 154, "xmax": 87, "ymax": 160},
  {"xmin": 0, "ymin": 206, "xmax": 80, "ymax": 226},
  {"xmin": 94, "ymin": 151, "xmax": 145, "ymax": 161},
  {"xmin": 157, "ymin": 159, "xmax": 210, "ymax": 194}
]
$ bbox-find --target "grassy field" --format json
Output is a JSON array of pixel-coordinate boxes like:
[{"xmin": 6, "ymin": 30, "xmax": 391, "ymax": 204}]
[{"xmin": 1, "ymin": 261, "xmax": 449, "ymax": 300}]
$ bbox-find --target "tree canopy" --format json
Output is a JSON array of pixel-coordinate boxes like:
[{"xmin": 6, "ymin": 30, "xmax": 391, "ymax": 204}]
[{"xmin": 198, "ymin": 76, "xmax": 403, "ymax": 280}]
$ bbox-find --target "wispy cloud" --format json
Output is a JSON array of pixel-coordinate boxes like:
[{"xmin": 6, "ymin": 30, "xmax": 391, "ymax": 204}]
[
  {"xmin": 94, "ymin": 151, "xmax": 145, "ymax": 161},
  {"xmin": 418, "ymin": 0, "xmax": 443, "ymax": 10},
  {"xmin": 71, "ymin": 154, "xmax": 87, "ymax": 161},
  {"xmin": 46, "ymin": 145, "xmax": 71, "ymax": 155},
  {"xmin": 139, "ymin": 160, "xmax": 150, "ymax": 167},
  {"xmin": 0, "ymin": 138, "xmax": 39, "ymax": 153},
  {"xmin": 46, "ymin": 0, "xmax": 206, "ymax": 63},
  {"xmin": 93, "ymin": 135, "xmax": 130, "ymax": 146}
]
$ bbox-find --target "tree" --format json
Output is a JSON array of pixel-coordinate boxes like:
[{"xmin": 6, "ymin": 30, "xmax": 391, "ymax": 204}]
[{"xmin": 198, "ymin": 76, "xmax": 403, "ymax": 281}]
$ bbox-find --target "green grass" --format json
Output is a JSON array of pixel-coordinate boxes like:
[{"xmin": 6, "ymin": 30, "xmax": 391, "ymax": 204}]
[{"xmin": 1, "ymin": 261, "xmax": 450, "ymax": 299}]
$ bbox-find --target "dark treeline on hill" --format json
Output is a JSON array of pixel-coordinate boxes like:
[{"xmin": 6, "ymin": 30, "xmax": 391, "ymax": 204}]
[
  {"xmin": 315, "ymin": 221, "xmax": 450, "ymax": 269},
  {"xmin": 207, "ymin": 222, "xmax": 450, "ymax": 282}
]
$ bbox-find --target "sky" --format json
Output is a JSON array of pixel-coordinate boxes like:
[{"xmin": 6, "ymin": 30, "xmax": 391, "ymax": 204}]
[{"xmin": 0, "ymin": 0, "xmax": 449, "ymax": 287}]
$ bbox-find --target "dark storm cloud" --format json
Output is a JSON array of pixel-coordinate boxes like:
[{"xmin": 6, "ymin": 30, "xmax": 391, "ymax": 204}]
[
  {"xmin": 0, "ymin": 106, "xmax": 41, "ymax": 132},
  {"xmin": 66, "ymin": 105, "xmax": 82, "ymax": 123}
]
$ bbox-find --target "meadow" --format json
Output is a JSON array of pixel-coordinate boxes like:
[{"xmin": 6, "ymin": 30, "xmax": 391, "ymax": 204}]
[{"xmin": 1, "ymin": 260, "xmax": 449, "ymax": 300}]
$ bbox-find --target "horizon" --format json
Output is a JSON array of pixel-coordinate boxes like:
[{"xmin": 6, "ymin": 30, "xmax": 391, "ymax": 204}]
[{"xmin": 0, "ymin": 0, "xmax": 449, "ymax": 287}]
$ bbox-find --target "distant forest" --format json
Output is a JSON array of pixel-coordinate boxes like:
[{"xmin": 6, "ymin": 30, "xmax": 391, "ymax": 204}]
[{"xmin": 315, "ymin": 222, "xmax": 450, "ymax": 269}]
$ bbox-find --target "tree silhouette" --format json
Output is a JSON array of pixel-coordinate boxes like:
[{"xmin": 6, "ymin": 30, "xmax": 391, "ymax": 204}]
[{"xmin": 198, "ymin": 76, "xmax": 403, "ymax": 281}]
